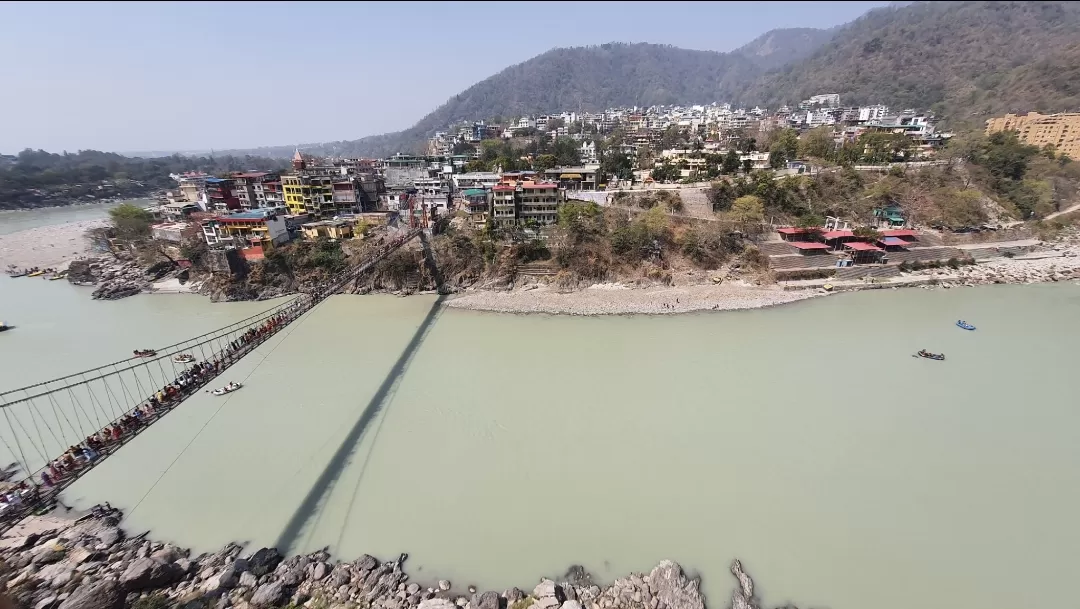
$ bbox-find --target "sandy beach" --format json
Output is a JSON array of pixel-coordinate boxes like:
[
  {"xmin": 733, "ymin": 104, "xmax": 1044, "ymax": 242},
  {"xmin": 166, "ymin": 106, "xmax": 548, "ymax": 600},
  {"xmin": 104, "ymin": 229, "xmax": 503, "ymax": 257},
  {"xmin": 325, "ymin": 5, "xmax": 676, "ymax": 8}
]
[
  {"xmin": 0, "ymin": 219, "xmax": 106, "ymax": 270},
  {"xmin": 446, "ymin": 281, "xmax": 823, "ymax": 315}
]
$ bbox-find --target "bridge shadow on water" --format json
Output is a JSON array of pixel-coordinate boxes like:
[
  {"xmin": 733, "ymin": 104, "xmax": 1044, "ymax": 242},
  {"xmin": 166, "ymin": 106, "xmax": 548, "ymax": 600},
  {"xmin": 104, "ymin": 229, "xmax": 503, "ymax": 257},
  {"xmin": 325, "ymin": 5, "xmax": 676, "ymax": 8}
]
[{"xmin": 275, "ymin": 232, "xmax": 448, "ymax": 552}]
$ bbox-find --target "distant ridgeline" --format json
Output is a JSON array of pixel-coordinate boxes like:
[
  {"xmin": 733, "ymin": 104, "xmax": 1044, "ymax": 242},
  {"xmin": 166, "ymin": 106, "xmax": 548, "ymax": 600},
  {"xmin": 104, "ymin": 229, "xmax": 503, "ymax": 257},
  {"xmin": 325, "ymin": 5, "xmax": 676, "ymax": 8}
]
[{"xmin": 0, "ymin": 149, "xmax": 288, "ymax": 210}]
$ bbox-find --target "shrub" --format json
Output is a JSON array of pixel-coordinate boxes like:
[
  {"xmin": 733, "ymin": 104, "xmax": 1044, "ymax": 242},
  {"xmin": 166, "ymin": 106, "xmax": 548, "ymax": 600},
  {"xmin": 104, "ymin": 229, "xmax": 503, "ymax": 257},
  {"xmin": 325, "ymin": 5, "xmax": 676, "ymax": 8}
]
[
  {"xmin": 1003, "ymin": 250, "xmax": 1016, "ymax": 258},
  {"xmin": 898, "ymin": 261, "xmax": 912, "ymax": 272},
  {"xmin": 946, "ymin": 257, "xmax": 961, "ymax": 269}
]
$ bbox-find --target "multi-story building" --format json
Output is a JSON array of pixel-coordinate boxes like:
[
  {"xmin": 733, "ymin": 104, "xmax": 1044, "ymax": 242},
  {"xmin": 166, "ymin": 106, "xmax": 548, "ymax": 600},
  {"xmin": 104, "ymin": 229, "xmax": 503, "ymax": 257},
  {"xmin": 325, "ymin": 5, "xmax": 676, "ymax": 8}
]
[
  {"xmin": 452, "ymin": 172, "xmax": 500, "ymax": 190},
  {"xmin": 282, "ymin": 174, "xmax": 363, "ymax": 218},
  {"xmin": 517, "ymin": 182, "xmax": 563, "ymax": 225},
  {"xmin": 230, "ymin": 172, "xmax": 279, "ymax": 209},
  {"xmin": 491, "ymin": 184, "xmax": 517, "ymax": 227},
  {"xmin": 461, "ymin": 188, "xmax": 490, "ymax": 230},
  {"xmin": 173, "ymin": 172, "xmax": 211, "ymax": 207},
  {"xmin": 985, "ymin": 112, "xmax": 1080, "ymax": 159},
  {"xmin": 200, "ymin": 209, "xmax": 289, "ymax": 250},
  {"xmin": 204, "ymin": 177, "xmax": 239, "ymax": 211},
  {"xmin": 858, "ymin": 105, "xmax": 890, "ymax": 123}
]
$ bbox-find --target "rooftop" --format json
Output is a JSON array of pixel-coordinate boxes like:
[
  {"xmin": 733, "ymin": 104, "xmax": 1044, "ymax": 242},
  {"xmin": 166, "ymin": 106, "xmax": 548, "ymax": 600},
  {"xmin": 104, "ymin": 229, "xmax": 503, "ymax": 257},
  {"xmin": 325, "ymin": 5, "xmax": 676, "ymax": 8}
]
[
  {"xmin": 844, "ymin": 242, "xmax": 883, "ymax": 252},
  {"xmin": 789, "ymin": 242, "xmax": 831, "ymax": 250}
]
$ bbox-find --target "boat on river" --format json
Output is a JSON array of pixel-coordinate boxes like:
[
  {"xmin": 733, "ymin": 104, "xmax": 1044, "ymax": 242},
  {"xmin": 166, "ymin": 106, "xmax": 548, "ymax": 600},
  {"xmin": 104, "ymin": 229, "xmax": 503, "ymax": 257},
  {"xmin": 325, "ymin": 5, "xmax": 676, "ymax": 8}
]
[
  {"xmin": 172, "ymin": 354, "xmax": 195, "ymax": 364},
  {"xmin": 914, "ymin": 350, "xmax": 946, "ymax": 361},
  {"xmin": 0, "ymin": 322, "xmax": 12, "ymax": 333},
  {"xmin": 26, "ymin": 270, "xmax": 44, "ymax": 278},
  {"xmin": 133, "ymin": 349, "xmax": 157, "ymax": 358},
  {"xmin": 48, "ymin": 273, "xmax": 67, "ymax": 281},
  {"xmin": 209, "ymin": 382, "xmax": 242, "ymax": 396},
  {"xmin": 956, "ymin": 320, "xmax": 976, "ymax": 331}
]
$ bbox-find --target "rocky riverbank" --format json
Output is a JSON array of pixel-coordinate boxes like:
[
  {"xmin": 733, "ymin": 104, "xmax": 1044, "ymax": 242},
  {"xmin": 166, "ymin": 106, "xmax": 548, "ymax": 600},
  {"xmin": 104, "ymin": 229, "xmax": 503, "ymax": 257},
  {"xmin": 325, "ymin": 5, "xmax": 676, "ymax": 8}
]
[
  {"xmin": 446, "ymin": 281, "xmax": 821, "ymax": 316},
  {"xmin": 891, "ymin": 239, "xmax": 1080, "ymax": 289},
  {"xmin": 66, "ymin": 254, "xmax": 188, "ymax": 301},
  {"xmin": 0, "ymin": 508, "xmax": 781, "ymax": 609}
]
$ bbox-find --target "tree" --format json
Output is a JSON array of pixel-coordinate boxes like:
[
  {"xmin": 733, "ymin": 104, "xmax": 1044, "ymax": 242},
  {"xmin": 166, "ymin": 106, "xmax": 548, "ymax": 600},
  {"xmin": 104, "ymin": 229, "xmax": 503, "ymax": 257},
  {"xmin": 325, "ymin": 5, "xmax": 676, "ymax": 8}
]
[
  {"xmin": 773, "ymin": 128, "xmax": 800, "ymax": 161},
  {"xmin": 722, "ymin": 149, "xmax": 741, "ymax": 174},
  {"xmin": 553, "ymin": 136, "xmax": 582, "ymax": 166},
  {"xmin": 535, "ymin": 154, "xmax": 558, "ymax": 171},
  {"xmin": 660, "ymin": 125, "xmax": 682, "ymax": 150},
  {"xmin": 546, "ymin": 117, "xmax": 566, "ymax": 131},
  {"xmin": 464, "ymin": 160, "xmax": 489, "ymax": 173},
  {"xmin": 708, "ymin": 181, "xmax": 737, "ymax": 211},
  {"xmin": 636, "ymin": 144, "xmax": 655, "ymax": 170},
  {"xmin": 768, "ymin": 148, "xmax": 787, "ymax": 170},
  {"xmin": 601, "ymin": 151, "xmax": 634, "ymax": 182},
  {"xmin": 650, "ymin": 162, "xmax": 679, "ymax": 183},
  {"xmin": 109, "ymin": 203, "xmax": 153, "ymax": 241},
  {"xmin": 452, "ymin": 141, "xmax": 477, "ymax": 155},
  {"xmin": 852, "ymin": 226, "xmax": 882, "ymax": 241},
  {"xmin": 731, "ymin": 195, "xmax": 765, "ymax": 224},
  {"xmin": 741, "ymin": 158, "xmax": 753, "ymax": 174},
  {"xmin": 798, "ymin": 127, "xmax": 836, "ymax": 160}
]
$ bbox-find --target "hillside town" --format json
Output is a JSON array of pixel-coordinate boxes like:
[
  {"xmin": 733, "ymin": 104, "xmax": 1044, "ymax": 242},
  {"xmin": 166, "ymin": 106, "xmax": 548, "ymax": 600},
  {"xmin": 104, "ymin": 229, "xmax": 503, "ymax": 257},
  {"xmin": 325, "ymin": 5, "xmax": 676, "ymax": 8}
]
[{"xmin": 146, "ymin": 94, "xmax": 972, "ymax": 262}]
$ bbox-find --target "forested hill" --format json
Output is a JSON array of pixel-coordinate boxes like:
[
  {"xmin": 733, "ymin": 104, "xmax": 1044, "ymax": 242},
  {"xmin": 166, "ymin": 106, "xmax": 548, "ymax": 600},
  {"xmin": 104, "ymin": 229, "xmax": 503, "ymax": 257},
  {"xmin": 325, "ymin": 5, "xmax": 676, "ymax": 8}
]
[
  {"xmin": 732, "ymin": 27, "xmax": 839, "ymax": 71},
  {"xmin": 734, "ymin": 1, "xmax": 1080, "ymax": 126},
  {"xmin": 217, "ymin": 36, "xmax": 833, "ymax": 160},
  {"xmin": 0, "ymin": 149, "xmax": 288, "ymax": 210},
  {"xmin": 211, "ymin": 1, "xmax": 1080, "ymax": 159}
]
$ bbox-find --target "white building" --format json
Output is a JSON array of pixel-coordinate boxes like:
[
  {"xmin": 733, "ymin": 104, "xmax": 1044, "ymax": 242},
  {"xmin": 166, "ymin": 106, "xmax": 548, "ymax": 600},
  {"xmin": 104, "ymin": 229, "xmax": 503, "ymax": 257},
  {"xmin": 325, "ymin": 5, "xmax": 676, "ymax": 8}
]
[{"xmin": 859, "ymin": 105, "xmax": 890, "ymax": 122}]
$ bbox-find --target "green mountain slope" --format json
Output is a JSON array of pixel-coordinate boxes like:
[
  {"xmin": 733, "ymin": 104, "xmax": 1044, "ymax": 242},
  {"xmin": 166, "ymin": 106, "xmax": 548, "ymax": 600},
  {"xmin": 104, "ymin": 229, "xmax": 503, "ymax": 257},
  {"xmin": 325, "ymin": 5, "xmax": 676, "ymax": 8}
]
[{"xmin": 736, "ymin": 1, "xmax": 1080, "ymax": 125}]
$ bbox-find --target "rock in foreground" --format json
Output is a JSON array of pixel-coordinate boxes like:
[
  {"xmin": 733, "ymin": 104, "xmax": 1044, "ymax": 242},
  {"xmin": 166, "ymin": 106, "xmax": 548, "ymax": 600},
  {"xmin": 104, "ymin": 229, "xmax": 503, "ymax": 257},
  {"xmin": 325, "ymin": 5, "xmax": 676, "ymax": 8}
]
[{"xmin": 0, "ymin": 510, "xmax": 789, "ymax": 609}]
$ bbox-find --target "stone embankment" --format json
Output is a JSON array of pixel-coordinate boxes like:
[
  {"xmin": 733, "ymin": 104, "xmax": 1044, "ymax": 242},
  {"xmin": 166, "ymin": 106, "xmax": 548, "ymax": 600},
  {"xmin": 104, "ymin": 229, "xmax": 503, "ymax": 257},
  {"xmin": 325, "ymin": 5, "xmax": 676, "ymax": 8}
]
[{"xmin": 0, "ymin": 509, "xmax": 789, "ymax": 609}]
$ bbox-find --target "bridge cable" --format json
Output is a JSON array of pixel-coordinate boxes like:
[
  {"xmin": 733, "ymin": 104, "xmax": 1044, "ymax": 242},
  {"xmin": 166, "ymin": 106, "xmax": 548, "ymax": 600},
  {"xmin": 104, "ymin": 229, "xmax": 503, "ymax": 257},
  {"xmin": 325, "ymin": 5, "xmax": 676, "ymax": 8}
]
[
  {"xmin": 31, "ymin": 394, "xmax": 65, "ymax": 452},
  {"xmin": 1, "ymin": 408, "xmax": 32, "ymax": 480},
  {"xmin": 41, "ymin": 388, "xmax": 75, "ymax": 448},
  {"xmin": 122, "ymin": 302, "xmax": 319, "ymax": 523},
  {"xmin": 83, "ymin": 375, "xmax": 117, "ymax": 422},
  {"xmin": 110, "ymin": 364, "xmax": 140, "ymax": 418},
  {"xmin": 4, "ymin": 403, "xmax": 47, "ymax": 471},
  {"xmin": 66, "ymin": 387, "xmax": 99, "ymax": 439}
]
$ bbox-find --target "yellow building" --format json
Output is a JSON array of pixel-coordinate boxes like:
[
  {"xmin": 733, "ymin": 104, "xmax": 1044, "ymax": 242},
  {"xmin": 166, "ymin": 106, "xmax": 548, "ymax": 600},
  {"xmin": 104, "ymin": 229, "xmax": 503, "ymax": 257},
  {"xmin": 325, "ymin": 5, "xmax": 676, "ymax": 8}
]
[
  {"xmin": 985, "ymin": 112, "xmax": 1080, "ymax": 159},
  {"xmin": 282, "ymin": 174, "xmax": 330, "ymax": 216},
  {"xmin": 301, "ymin": 219, "xmax": 354, "ymax": 240}
]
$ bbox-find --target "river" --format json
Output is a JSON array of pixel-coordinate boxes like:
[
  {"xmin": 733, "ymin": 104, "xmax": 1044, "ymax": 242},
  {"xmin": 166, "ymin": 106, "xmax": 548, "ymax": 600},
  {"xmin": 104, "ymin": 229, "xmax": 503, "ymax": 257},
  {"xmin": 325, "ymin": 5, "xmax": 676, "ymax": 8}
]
[
  {"xmin": 0, "ymin": 217, "xmax": 1079, "ymax": 609},
  {"xmin": 0, "ymin": 199, "xmax": 154, "ymax": 236}
]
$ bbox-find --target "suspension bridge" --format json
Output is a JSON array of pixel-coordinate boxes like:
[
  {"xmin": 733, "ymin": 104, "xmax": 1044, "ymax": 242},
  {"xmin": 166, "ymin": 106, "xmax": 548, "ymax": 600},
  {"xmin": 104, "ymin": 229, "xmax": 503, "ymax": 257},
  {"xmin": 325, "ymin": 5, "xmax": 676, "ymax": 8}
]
[{"xmin": 0, "ymin": 228, "xmax": 425, "ymax": 530}]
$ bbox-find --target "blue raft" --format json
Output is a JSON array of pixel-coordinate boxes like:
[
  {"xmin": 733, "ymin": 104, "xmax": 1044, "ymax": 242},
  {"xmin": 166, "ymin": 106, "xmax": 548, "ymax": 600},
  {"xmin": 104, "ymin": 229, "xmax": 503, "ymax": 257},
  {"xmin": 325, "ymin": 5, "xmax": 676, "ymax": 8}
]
[{"xmin": 956, "ymin": 320, "xmax": 976, "ymax": 331}]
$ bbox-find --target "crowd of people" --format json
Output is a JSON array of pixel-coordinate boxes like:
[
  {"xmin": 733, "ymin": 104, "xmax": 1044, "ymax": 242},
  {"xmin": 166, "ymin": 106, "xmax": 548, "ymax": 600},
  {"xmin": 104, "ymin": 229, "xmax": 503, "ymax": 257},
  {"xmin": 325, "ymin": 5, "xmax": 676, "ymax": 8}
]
[{"xmin": 0, "ymin": 302, "xmax": 305, "ymax": 524}]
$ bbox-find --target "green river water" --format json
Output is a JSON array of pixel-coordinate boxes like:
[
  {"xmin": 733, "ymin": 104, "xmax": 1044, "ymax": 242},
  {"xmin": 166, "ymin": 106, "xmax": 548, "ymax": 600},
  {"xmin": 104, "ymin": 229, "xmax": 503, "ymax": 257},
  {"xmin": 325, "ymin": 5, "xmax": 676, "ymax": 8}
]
[{"xmin": 0, "ymin": 269, "xmax": 1078, "ymax": 609}]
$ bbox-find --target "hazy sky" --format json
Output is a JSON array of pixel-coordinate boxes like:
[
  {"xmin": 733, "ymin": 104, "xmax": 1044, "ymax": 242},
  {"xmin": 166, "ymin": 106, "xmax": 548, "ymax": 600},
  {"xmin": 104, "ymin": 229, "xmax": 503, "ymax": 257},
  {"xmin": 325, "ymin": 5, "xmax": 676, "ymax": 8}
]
[{"xmin": 0, "ymin": 1, "xmax": 891, "ymax": 154}]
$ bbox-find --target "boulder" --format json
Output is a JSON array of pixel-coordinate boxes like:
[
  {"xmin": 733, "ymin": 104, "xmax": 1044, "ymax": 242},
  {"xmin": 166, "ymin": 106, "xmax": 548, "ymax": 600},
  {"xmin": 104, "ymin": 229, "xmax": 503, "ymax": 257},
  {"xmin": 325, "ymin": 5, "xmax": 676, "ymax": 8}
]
[
  {"xmin": 310, "ymin": 561, "xmax": 328, "ymax": 581},
  {"xmin": 32, "ymin": 545, "xmax": 66, "ymax": 566},
  {"xmin": 503, "ymin": 588, "xmax": 523, "ymax": 604},
  {"xmin": 473, "ymin": 591, "xmax": 500, "ymax": 609},
  {"xmin": 246, "ymin": 548, "xmax": 282, "ymax": 577},
  {"xmin": 560, "ymin": 602, "xmax": 582, "ymax": 609},
  {"xmin": 419, "ymin": 599, "xmax": 456, "ymax": 609},
  {"xmin": 120, "ymin": 557, "xmax": 183, "ymax": 592},
  {"xmin": 57, "ymin": 578, "xmax": 124, "ymax": 609},
  {"xmin": 354, "ymin": 554, "xmax": 378, "ymax": 574},
  {"xmin": 202, "ymin": 566, "xmax": 240, "ymax": 594},
  {"xmin": 648, "ymin": 561, "xmax": 704, "ymax": 609},
  {"xmin": 238, "ymin": 572, "xmax": 257, "ymax": 589},
  {"xmin": 438, "ymin": 580, "xmax": 451, "ymax": 592},
  {"xmin": 250, "ymin": 581, "xmax": 286, "ymax": 608}
]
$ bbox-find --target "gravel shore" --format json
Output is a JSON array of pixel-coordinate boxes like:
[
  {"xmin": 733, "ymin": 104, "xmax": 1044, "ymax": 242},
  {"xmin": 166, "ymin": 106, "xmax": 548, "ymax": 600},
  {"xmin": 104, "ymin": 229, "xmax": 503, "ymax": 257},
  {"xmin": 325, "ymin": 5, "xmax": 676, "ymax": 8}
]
[
  {"xmin": 0, "ymin": 219, "xmax": 106, "ymax": 269},
  {"xmin": 447, "ymin": 281, "xmax": 823, "ymax": 315}
]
